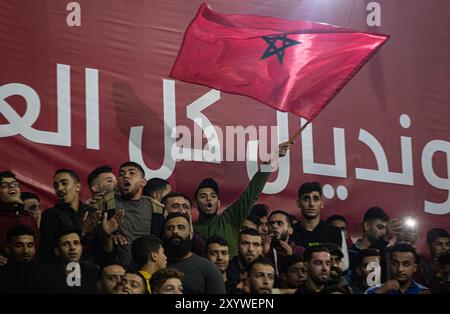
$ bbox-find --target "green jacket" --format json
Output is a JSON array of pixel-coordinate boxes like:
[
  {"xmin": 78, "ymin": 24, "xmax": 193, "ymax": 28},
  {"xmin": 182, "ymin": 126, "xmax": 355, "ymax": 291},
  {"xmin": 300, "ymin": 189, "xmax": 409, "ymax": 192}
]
[{"xmin": 194, "ymin": 171, "xmax": 271, "ymax": 258}]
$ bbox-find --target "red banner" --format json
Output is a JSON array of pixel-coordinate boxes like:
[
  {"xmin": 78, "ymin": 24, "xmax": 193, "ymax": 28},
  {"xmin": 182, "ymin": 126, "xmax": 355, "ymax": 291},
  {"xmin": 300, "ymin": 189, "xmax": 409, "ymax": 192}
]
[{"xmin": 1, "ymin": 0, "xmax": 449, "ymax": 254}]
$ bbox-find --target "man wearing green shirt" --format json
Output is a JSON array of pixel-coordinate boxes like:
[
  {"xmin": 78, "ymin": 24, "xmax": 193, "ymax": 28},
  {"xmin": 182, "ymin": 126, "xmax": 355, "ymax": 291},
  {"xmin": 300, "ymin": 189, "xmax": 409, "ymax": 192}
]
[{"xmin": 193, "ymin": 142, "xmax": 290, "ymax": 257}]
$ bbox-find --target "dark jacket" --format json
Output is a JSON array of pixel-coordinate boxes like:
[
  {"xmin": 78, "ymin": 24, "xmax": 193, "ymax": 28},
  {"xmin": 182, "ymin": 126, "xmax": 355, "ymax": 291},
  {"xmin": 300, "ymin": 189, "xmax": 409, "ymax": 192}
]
[
  {"xmin": 0, "ymin": 261, "xmax": 57, "ymax": 293},
  {"xmin": 40, "ymin": 202, "xmax": 104, "ymax": 265}
]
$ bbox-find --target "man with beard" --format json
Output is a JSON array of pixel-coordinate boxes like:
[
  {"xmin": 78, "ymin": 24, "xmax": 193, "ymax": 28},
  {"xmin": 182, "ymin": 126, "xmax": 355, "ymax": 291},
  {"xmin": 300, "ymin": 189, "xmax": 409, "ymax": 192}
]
[
  {"xmin": 295, "ymin": 246, "xmax": 331, "ymax": 294},
  {"xmin": 348, "ymin": 207, "xmax": 390, "ymax": 279},
  {"xmin": 205, "ymin": 235, "xmax": 241, "ymax": 293},
  {"xmin": 87, "ymin": 165, "xmax": 118, "ymax": 198},
  {"xmin": 193, "ymin": 142, "xmax": 290, "ymax": 258},
  {"xmin": 162, "ymin": 212, "xmax": 225, "ymax": 294},
  {"xmin": 367, "ymin": 243, "xmax": 428, "ymax": 294},
  {"xmin": 97, "ymin": 263, "xmax": 126, "ymax": 294},
  {"xmin": 228, "ymin": 228, "xmax": 263, "ymax": 286},
  {"xmin": 292, "ymin": 182, "xmax": 348, "ymax": 271},
  {"xmin": 107, "ymin": 162, "xmax": 165, "ymax": 267},
  {"xmin": 0, "ymin": 171, "xmax": 39, "ymax": 266},
  {"xmin": 40, "ymin": 169, "xmax": 104, "ymax": 264},
  {"xmin": 0, "ymin": 225, "xmax": 55, "ymax": 293},
  {"xmin": 266, "ymin": 210, "xmax": 304, "ymax": 284},
  {"xmin": 245, "ymin": 257, "xmax": 275, "ymax": 294},
  {"xmin": 49, "ymin": 228, "xmax": 99, "ymax": 293}
]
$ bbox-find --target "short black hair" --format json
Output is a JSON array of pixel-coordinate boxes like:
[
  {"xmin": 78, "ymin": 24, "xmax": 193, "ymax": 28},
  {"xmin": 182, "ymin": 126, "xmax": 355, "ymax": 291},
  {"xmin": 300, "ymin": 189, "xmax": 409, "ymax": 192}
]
[
  {"xmin": 239, "ymin": 228, "xmax": 262, "ymax": 242},
  {"xmin": 247, "ymin": 256, "xmax": 274, "ymax": 275},
  {"xmin": 358, "ymin": 248, "xmax": 381, "ymax": 265},
  {"xmin": 0, "ymin": 171, "xmax": 16, "ymax": 184},
  {"xmin": 244, "ymin": 214, "xmax": 261, "ymax": 228},
  {"xmin": 195, "ymin": 177, "xmax": 219, "ymax": 198},
  {"xmin": 298, "ymin": 182, "xmax": 322, "ymax": 198},
  {"xmin": 54, "ymin": 168, "xmax": 80, "ymax": 183},
  {"xmin": 150, "ymin": 268, "xmax": 184, "ymax": 293},
  {"xmin": 53, "ymin": 228, "xmax": 82, "ymax": 248},
  {"xmin": 119, "ymin": 161, "xmax": 145, "ymax": 178},
  {"xmin": 143, "ymin": 178, "xmax": 170, "ymax": 197},
  {"xmin": 21, "ymin": 192, "xmax": 40, "ymax": 202},
  {"xmin": 269, "ymin": 209, "xmax": 293, "ymax": 227},
  {"xmin": 6, "ymin": 224, "xmax": 35, "ymax": 243},
  {"xmin": 326, "ymin": 214, "xmax": 347, "ymax": 225},
  {"xmin": 427, "ymin": 228, "xmax": 449, "ymax": 246},
  {"xmin": 87, "ymin": 165, "xmax": 113, "ymax": 188},
  {"xmin": 205, "ymin": 235, "xmax": 229, "ymax": 255},
  {"xmin": 164, "ymin": 212, "xmax": 191, "ymax": 227},
  {"xmin": 161, "ymin": 192, "xmax": 192, "ymax": 207},
  {"xmin": 251, "ymin": 204, "xmax": 269, "ymax": 218},
  {"xmin": 131, "ymin": 235, "xmax": 163, "ymax": 267},
  {"xmin": 389, "ymin": 243, "xmax": 419, "ymax": 264},
  {"xmin": 280, "ymin": 254, "xmax": 303, "ymax": 274},
  {"xmin": 363, "ymin": 207, "xmax": 389, "ymax": 223},
  {"xmin": 303, "ymin": 245, "xmax": 330, "ymax": 262}
]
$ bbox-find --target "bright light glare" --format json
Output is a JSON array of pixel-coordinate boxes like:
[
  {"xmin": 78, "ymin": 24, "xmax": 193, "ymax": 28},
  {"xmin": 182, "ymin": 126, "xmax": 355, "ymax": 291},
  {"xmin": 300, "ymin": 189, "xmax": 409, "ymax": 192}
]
[{"xmin": 404, "ymin": 217, "xmax": 417, "ymax": 229}]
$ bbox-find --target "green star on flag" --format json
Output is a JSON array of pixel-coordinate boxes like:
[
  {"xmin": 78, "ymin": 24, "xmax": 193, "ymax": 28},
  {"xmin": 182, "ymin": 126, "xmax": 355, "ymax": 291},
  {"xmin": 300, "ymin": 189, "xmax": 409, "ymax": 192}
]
[{"xmin": 260, "ymin": 34, "xmax": 301, "ymax": 64}]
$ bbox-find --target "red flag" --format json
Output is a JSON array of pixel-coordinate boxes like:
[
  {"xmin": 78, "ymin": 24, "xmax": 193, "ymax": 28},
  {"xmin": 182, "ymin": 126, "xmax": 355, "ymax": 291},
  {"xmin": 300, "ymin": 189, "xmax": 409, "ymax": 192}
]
[{"xmin": 170, "ymin": 3, "xmax": 389, "ymax": 121}]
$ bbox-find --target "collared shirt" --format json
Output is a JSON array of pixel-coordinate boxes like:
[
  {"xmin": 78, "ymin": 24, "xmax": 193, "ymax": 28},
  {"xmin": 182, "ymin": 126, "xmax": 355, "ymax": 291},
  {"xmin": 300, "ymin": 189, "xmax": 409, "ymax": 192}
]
[
  {"xmin": 366, "ymin": 280, "xmax": 428, "ymax": 294},
  {"xmin": 139, "ymin": 270, "xmax": 152, "ymax": 294}
]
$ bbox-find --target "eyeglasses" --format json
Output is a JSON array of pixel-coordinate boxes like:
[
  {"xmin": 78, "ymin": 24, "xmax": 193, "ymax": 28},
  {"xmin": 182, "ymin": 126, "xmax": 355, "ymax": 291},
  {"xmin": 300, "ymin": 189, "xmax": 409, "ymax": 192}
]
[{"xmin": 0, "ymin": 181, "xmax": 20, "ymax": 189}]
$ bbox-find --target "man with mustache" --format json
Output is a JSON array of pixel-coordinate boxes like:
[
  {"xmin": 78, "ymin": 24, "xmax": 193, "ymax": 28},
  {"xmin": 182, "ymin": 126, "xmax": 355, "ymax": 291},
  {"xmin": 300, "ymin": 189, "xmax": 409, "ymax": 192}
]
[
  {"xmin": 113, "ymin": 272, "xmax": 148, "ymax": 294},
  {"xmin": 49, "ymin": 228, "xmax": 99, "ymax": 293},
  {"xmin": 324, "ymin": 242, "xmax": 352, "ymax": 293},
  {"xmin": 162, "ymin": 212, "xmax": 225, "ymax": 294},
  {"xmin": 366, "ymin": 243, "xmax": 428, "ymax": 294},
  {"xmin": 193, "ymin": 142, "xmax": 290, "ymax": 258},
  {"xmin": 0, "ymin": 171, "xmax": 39, "ymax": 266},
  {"xmin": 40, "ymin": 168, "xmax": 103, "ymax": 264},
  {"xmin": 265, "ymin": 210, "xmax": 304, "ymax": 284},
  {"xmin": 295, "ymin": 246, "xmax": 331, "ymax": 294},
  {"xmin": 245, "ymin": 257, "xmax": 276, "ymax": 294},
  {"xmin": 0, "ymin": 225, "xmax": 55, "ymax": 293}
]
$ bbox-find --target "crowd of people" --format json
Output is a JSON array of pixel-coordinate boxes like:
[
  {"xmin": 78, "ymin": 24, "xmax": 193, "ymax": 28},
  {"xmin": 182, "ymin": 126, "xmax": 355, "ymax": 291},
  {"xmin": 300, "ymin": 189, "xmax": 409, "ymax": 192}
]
[{"xmin": 0, "ymin": 142, "xmax": 449, "ymax": 294}]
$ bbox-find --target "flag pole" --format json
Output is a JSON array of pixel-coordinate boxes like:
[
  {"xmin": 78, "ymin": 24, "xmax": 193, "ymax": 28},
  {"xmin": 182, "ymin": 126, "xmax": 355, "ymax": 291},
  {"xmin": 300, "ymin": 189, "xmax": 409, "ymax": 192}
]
[{"xmin": 288, "ymin": 120, "xmax": 310, "ymax": 144}]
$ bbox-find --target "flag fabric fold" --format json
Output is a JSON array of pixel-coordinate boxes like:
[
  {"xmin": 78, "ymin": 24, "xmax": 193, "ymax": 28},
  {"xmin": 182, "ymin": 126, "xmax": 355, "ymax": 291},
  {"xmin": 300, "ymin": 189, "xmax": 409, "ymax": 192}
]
[{"xmin": 170, "ymin": 3, "xmax": 389, "ymax": 121}]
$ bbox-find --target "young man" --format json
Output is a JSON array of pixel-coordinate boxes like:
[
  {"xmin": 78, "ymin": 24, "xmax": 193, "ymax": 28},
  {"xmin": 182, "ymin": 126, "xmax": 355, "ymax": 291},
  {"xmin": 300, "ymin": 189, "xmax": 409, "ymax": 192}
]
[
  {"xmin": 87, "ymin": 165, "xmax": 117, "ymax": 197},
  {"xmin": 0, "ymin": 171, "xmax": 39, "ymax": 264},
  {"xmin": 50, "ymin": 228, "xmax": 99, "ymax": 293},
  {"xmin": 97, "ymin": 263, "xmax": 126, "ymax": 294},
  {"xmin": 228, "ymin": 228, "xmax": 263, "ymax": 285},
  {"xmin": 107, "ymin": 162, "xmax": 165, "ymax": 267},
  {"xmin": 205, "ymin": 235, "xmax": 240, "ymax": 293},
  {"xmin": 348, "ymin": 207, "xmax": 390, "ymax": 277},
  {"xmin": 150, "ymin": 268, "xmax": 184, "ymax": 294},
  {"xmin": 295, "ymin": 246, "xmax": 331, "ymax": 294},
  {"xmin": 326, "ymin": 214, "xmax": 353, "ymax": 247},
  {"xmin": 417, "ymin": 228, "xmax": 450, "ymax": 285},
  {"xmin": 279, "ymin": 254, "xmax": 307, "ymax": 289},
  {"xmin": 131, "ymin": 235, "xmax": 167, "ymax": 293},
  {"xmin": 429, "ymin": 252, "xmax": 450, "ymax": 294},
  {"xmin": 266, "ymin": 210, "xmax": 304, "ymax": 282},
  {"xmin": 351, "ymin": 248, "xmax": 381, "ymax": 294},
  {"xmin": 0, "ymin": 225, "xmax": 54, "ymax": 293},
  {"xmin": 162, "ymin": 212, "xmax": 225, "ymax": 294},
  {"xmin": 245, "ymin": 257, "xmax": 276, "ymax": 294},
  {"xmin": 143, "ymin": 178, "xmax": 172, "ymax": 215},
  {"xmin": 40, "ymin": 168, "xmax": 101, "ymax": 264},
  {"xmin": 251, "ymin": 203, "xmax": 270, "ymax": 236},
  {"xmin": 292, "ymin": 182, "xmax": 348, "ymax": 269},
  {"xmin": 114, "ymin": 272, "xmax": 148, "ymax": 294},
  {"xmin": 193, "ymin": 142, "xmax": 290, "ymax": 258},
  {"xmin": 21, "ymin": 191, "xmax": 42, "ymax": 228},
  {"xmin": 366, "ymin": 243, "xmax": 428, "ymax": 294},
  {"xmin": 324, "ymin": 242, "xmax": 352, "ymax": 293}
]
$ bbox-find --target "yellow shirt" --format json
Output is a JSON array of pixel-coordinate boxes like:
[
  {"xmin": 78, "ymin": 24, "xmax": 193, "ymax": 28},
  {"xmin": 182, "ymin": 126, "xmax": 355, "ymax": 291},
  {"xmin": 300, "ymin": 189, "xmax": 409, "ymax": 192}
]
[{"xmin": 139, "ymin": 270, "xmax": 152, "ymax": 294}]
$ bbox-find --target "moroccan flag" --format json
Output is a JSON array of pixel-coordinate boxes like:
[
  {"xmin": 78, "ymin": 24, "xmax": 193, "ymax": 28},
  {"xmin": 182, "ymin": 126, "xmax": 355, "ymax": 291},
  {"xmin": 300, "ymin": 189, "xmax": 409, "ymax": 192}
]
[{"xmin": 170, "ymin": 3, "xmax": 389, "ymax": 121}]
